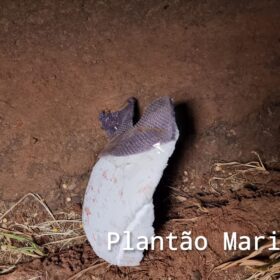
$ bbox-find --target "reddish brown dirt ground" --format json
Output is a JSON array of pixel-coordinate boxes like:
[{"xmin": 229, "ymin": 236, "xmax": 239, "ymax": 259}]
[{"xmin": 0, "ymin": 0, "xmax": 279, "ymax": 279}]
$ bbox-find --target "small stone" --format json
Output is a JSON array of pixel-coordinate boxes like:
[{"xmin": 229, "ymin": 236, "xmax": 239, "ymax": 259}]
[
  {"xmin": 66, "ymin": 197, "xmax": 71, "ymax": 202},
  {"xmin": 2, "ymin": 218, "xmax": 7, "ymax": 223},
  {"xmin": 214, "ymin": 165, "xmax": 222, "ymax": 172},
  {"xmin": 62, "ymin": 183, "xmax": 68, "ymax": 189},
  {"xmin": 176, "ymin": 195, "xmax": 187, "ymax": 202}
]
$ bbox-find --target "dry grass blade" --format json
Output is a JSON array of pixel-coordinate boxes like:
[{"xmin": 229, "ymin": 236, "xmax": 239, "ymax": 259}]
[
  {"xmin": 209, "ymin": 151, "xmax": 269, "ymax": 191},
  {"xmin": 43, "ymin": 235, "xmax": 86, "ymax": 246},
  {"xmin": 0, "ymin": 193, "xmax": 56, "ymax": 222},
  {"xmin": 0, "ymin": 265, "xmax": 16, "ymax": 275},
  {"xmin": 0, "ymin": 192, "xmax": 85, "ymax": 270},
  {"xmin": 169, "ymin": 217, "xmax": 201, "ymax": 223},
  {"xmin": 212, "ymin": 239, "xmax": 280, "ymax": 280},
  {"xmin": 67, "ymin": 261, "xmax": 107, "ymax": 280},
  {"xmin": 239, "ymin": 260, "xmax": 268, "ymax": 267}
]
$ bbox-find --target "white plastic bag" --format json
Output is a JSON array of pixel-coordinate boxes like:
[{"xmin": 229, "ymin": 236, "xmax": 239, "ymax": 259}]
[{"xmin": 83, "ymin": 96, "xmax": 179, "ymax": 266}]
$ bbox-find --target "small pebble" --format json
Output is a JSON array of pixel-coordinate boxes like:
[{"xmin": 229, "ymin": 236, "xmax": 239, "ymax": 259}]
[
  {"xmin": 62, "ymin": 183, "xmax": 68, "ymax": 189},
  {"xmin": 214, "ymin": 165, "xmax": 222, "ymax": 172},
  {"xmin": 66, "ymin": 197, "xmax": 71, "ymax": 202},
  {"xmin": 176, "ymin": 195, "xmax": 187, "ymax": 202},
  {"xmin": 2, "ymin": 218, "xmax": 7, "ymax": 223}
]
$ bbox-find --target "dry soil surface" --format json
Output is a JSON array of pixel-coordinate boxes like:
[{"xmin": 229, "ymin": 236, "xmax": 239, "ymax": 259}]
[{"xmin": 0, "ymin": 0, "xmax": 280, "ymax": 279}]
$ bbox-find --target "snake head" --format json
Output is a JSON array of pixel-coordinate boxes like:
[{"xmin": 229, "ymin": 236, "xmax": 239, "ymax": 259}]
[
  {"xmin": 100, "ymin": 96, "xmax": 178, "ymax": 156},
  {"xmin": 99, "ymin": 97, "xmax": 136, "ymax": 138}
]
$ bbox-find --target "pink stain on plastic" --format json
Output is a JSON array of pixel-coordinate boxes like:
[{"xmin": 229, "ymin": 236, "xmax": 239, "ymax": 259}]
[
  {"xmin": 84, "ymin": 207, "xmax": 92, "ymax": 217},
  {"xmin": 102, "ymin": 170, "xmax": 108, "ymax": 179}
]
